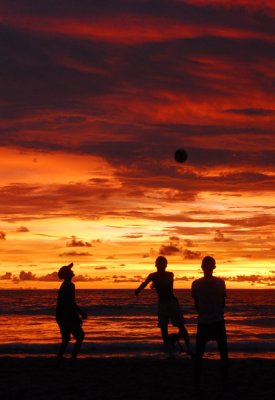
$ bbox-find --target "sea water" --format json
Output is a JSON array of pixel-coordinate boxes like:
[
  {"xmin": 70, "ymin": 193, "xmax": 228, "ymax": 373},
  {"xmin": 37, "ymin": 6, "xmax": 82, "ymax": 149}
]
[{"xmin": 0, "ymin": 289, "xmax": 274, "ymax": 358}]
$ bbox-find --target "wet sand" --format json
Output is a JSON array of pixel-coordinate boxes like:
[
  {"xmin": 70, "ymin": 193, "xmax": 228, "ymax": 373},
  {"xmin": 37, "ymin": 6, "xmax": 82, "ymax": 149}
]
[{"xmin": 0, "ymin": 356, "xmax": 274, "ymax": 400}]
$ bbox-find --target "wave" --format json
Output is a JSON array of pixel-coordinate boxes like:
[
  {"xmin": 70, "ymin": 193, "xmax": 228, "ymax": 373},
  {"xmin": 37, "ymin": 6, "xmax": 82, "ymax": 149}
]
[
  {"xmin": 0, "ymin": 340, "xmax": 274, "ymax": 357},
  {"xmin": 0, "ymin": 305, "xmax": 157, "ymax": 316}
]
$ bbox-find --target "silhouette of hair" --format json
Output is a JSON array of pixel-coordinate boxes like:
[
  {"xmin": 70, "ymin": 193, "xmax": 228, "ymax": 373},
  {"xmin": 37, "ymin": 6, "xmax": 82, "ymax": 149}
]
[
  {"xmin": 156, "ymin": 256, "xmax": 168, "ymax": 266},
  {"xmin": 155, "ymin": 256, "xmax": 168, "ymax": 270},
  {"xmin": 201, "ymin": 256, "xmax": 216, "ymax": 271}
]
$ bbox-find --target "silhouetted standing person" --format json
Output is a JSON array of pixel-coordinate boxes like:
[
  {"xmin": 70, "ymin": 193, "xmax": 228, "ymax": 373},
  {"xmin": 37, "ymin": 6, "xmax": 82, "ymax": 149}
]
[
  {"xmin": 56, "ymin": 262, "xmax": 87, "ymax": 362},
  {"xmin": 135, "ymin": 256, "xmax": 192, "ymax": 355},
  {"xmin": 192, "ymin": 256, "xmax": 228, "ymax": 391}
]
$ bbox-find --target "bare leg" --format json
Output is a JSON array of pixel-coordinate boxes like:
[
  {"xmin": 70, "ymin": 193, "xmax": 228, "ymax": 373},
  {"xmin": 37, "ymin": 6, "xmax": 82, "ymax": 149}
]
[
  {"xmin": 71, "ymin": 327, "xmax": 85, "ymax": 360},
  {"xmin": 194, "ymin": 335, "xmax": 206, "ymax": 391},
  {"xmin": 217, "ymin": 336, "xmax": 229, "ymax": 391},
  {"xmin": 57, "ymin": 337, "xmax": 70, "ymax": 362},
  {"xmin": 57, "ymin": 326, "xmax": 70, "ymax": 362},
  {"xmin": 178, "ymin": 325, "xmax": 192, "ymax": 354},
  {"xmin": 160, "ymin": 324, "xmax": 169, "ymax": 344}
]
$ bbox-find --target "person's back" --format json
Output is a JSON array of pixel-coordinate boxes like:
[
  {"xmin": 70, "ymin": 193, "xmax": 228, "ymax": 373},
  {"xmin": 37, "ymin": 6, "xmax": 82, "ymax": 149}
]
[
  {"xmin": 192, "ymin": 256, "xmax": 228, "ymax": 392},
  {"xmin": 150, "ymin": 270, "xmax": 175, "ymax": 302},
  {"xmin": 191, "ymin": 275, "xmax": 225, "ymax": 324}
]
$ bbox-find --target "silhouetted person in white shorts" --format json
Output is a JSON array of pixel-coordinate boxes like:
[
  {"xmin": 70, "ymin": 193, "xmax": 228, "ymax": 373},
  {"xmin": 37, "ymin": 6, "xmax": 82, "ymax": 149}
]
[
  {"xmin": 192, "ymin": 256, "xmax": 228, "ymax": 391},
  {"xmin": 135, "ymin": 256, "xmax": 192, "ymax": 355}
]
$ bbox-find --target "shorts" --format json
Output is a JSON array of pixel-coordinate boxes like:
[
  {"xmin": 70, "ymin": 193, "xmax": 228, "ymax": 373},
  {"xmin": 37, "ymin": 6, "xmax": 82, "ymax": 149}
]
[
  {"xmin": 196, "ymin": 320, "xmax": 228, "ymax": 359},
  {"xmin": 196, "ymin": 320, "xmax": 227, "ymax": 343},
  {"xmin": 158, "ymin": 297, "xmax": 185, "ymax": 327},
  {"xmin": 57, "ymin": 319, "xmax": 84, "ymax": 342}
]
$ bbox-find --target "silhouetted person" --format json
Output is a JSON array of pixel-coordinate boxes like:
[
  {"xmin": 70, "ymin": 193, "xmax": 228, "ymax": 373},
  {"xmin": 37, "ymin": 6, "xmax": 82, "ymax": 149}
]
[
  {"xmin": 56, "ymin": 262, "xmax": 87, "ymax": 362},
  {"xmin": 192, "ymin": 256, "xmax": 228, "ymax": 391},
  {"xmin": 135, "ymin": 256, "xmax": 192, "ymax": 355}
]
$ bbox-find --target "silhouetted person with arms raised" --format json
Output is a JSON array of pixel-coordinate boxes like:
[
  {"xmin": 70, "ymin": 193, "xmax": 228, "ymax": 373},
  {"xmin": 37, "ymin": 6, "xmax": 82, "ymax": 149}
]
[
  {"xmin": 135, "ymin": 256, "xmax": 192, "ymax": 355},
  {"xmin": 56, "ymin": 262, "xmax": 87, "ymax": 362},
  {"xmin": 192, "ymin": 256, "xmax": 228, "ymax": 392}
]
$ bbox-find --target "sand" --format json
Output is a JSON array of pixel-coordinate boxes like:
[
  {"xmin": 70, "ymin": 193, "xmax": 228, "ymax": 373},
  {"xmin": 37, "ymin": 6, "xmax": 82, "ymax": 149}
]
[{"xmin": 0, "ymin": 356, "xmax": 274, "ymax": 400}]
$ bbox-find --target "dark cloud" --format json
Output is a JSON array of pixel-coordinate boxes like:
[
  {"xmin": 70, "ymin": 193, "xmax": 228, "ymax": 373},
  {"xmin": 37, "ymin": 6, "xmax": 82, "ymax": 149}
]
[
  {"xmin": 73, "ymin": 275, "xmax": 107, "ymax": 282},
  {"xmin": 1, "ymin": 268, "xmax": 274, "ymax": 286},
  {"xmin": 224, "ymin": 274, "xmax": 275, "ymax": 285},
  {"xmin": 66, "ymin": 236, "xmax": 92, "ymax": 247},
  {"xmin": 59, "ymin": 251, "xmax": 92, "ymax": 257},
  {"xmin": 0, "ymin": 270, "xmax": 108, "ymax": 282},
  {"xmin": 159, "ymin": 245, "xmax": 180, "ymax": 255},
  {"xmin": 169, "ymin": 236, "xmax": 180, "ymax": 241},
  {"xmin": 122, "ymin": 234, "xmax": 143, "ymax": 239},
  {"xmin": 213, "ymin": 230, "xmax": 231, "ymax": 242},
  {"xmin": 0, "ymin": 272, "xmax": 12, "ymax": 280},
  {"xmin": 0, "ymin": 2, "xmax": 274, "ymax": 157},
  {"xmin": 37, "ymin": 272, "xmax": 59, "ymax": 281},
  {"xmin": 183, "ymin": 249, "xmax": 201, "ymax": 260},
  {"xmin": 0, "ymin": 232, "xmax": 6, "ymax": 240},
  {"xmin": 112, "ymin": 274, "xmax": 142, "ymax": 283},
  {"xmin": 224, "ymin": 108, "xmax": 275, "ymax": 116},
  {"xmin": 175, "ymin": 275, "xmax": 193, "ymax": 281},
  {"xmin": 19, "ymin": 271, "xmax": 36, "ymax": 280},
  {"xmin": 16, "ymin": 226, "xmax": 29, "ymax": 232}
]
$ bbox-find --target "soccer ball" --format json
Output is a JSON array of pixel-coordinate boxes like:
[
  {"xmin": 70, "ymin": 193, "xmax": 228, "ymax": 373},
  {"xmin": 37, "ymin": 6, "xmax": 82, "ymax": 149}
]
[{"xmin": 174, "ymin": 148, "xmax": 188, "ymax": 163}]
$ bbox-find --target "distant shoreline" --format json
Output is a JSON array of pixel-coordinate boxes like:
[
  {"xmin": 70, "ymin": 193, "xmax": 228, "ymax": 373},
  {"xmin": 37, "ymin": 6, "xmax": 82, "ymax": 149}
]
[{"xmin": 0, "ymin": 287, "xmax": 275, "ymax": 290}]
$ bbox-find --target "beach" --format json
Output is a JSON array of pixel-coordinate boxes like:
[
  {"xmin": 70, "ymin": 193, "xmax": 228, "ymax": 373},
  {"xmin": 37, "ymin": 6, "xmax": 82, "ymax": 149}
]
[
  {"xmin": 0, "ymin": 356, "xmax": 274, "ymax": 400},
  {"xmin": 0, "ymin": 290, "xmax": 274, "ymax": 399}
]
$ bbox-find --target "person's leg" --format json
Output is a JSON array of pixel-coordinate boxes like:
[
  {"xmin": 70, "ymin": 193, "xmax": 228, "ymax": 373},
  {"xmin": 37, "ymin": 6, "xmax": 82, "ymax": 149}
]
[
  {"xmin": 158, "ymin": 303, "xmax": 169, "ymax": 344},
  {"xmin": 57, "ymin": 324, "xmax": 70, "ymax": 361},
  {"xmin": 170, "ymin": 297, "xmax": 192, "ymax": 354},
  {"xmin": 71, "ymin": 324, "xmax": 85, "ymax": 360},
  {"xmin": 194, "ymin": 325, "xmax": 207, "ymax": 391},
  {"xmin": 216, "ymin": 321, "xmax": 229, "ymax": 391},
  {"xmin": 178, "ymin": 324, "xmax": 192, "ymax": 354},
  {"xmin": 160, "ymin": 323, "xmax": 169, "ymax": 343}
]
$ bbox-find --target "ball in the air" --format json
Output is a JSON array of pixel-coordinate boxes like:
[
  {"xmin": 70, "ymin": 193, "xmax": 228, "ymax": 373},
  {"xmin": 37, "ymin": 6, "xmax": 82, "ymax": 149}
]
[{"xmin": 174, "ymin": 148, "xmax": 188, "ymax": 163}]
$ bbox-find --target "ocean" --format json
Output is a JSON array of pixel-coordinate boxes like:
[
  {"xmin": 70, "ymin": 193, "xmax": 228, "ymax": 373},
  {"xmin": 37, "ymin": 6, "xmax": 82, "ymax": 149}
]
[{"xmin": 0, "ymin": 289, "xmax": 274, "ymax": 359}]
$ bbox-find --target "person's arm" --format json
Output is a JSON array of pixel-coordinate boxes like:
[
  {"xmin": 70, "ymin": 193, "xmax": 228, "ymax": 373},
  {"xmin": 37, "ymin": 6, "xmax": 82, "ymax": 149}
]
[
  {"xmin": 135, "ymin": 274, "xmax": 153, "ymax": 296},
  {"xmin": 71, "ymin": 283, "xmax": 88, "ymax": 319},
  {"xmin": 77, "ymin": 305, "xmax": 88, "ymax": 319},
  {"xmin": 191, "ymin": 282, "xmax": 199, "ymax": 311},
  {"xmin": 193, "ymin": 297, "xmax": 199, "ymax": 311},
  {"xmin": 222, "ymin": 280, "xmax": 226, "ymax": 309}
]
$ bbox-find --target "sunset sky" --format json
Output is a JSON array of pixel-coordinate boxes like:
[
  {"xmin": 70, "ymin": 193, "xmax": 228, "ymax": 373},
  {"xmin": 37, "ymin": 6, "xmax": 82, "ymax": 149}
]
[{"xmin": 0, "ymin": 0, "xmax": 275, "ymax": 289}]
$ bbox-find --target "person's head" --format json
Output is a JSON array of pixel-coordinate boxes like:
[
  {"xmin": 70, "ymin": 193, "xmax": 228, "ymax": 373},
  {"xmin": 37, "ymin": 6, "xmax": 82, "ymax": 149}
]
[
  {"xmin": 58, "ymin": 262, "xmax": 74, "ymax": 280},
  {"xmin": 201, "ymin": 256, "xmax": 216, "ymax": 276},
  {"xmin": 155, "ymin": 256, "xmax": 168, "ymax": 272}
]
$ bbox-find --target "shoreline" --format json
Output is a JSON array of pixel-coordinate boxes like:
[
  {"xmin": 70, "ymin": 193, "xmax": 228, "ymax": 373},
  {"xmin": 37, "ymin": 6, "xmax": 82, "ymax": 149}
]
[
  {"xmin": 0, "ymin": 351, "xmax": 274, "ymax": 359},
  {"xmin": 0, "ymin": 356, "xmax": 274, "ymax": 399}
]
